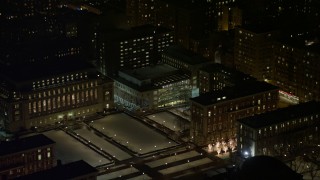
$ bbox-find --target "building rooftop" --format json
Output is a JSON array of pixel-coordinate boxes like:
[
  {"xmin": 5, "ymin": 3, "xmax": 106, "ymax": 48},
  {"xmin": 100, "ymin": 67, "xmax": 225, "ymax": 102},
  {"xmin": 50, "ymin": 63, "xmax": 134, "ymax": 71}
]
[
  {"xmin": 163, "ymin": 45, "xmax": 209, "ymax": 66},
  {"xmin": 238, "ymin": 101, "xmax": 320, "ymax": 129},
  {"xmin": 239, "ymin": 156, "xmax": 303, "ymax": 180},
  {"xmin": 0, "ymin": 134, "xmax": 55, "ymax": 157},
  {"xmin": 0, "ymin": 37, "xmax": 82, "ymax": 61},
  {"xmin": 190, "ymin": 81, "xmax": 278, "ymax": 106},
  {"xmin": 200, "ymin": 63, "xmax": 255, "ymax": 80},
  {"xmin": 0, "ymin": 58, "xmax": 96, "ymax": 83},
  {"xmin": 16, "ymin": 160, "xmax": 98, "ymax": 180},
  {"xmin": 103, "ymin": 25, "xmax": 173, "ymax": 41},
  {"xmin": 115, "ymin": 64, "xmax": 190, "ymax": 91},
  {"xmin": 120, "ymin": 64, "xmax": 177, "ymax": 81}
]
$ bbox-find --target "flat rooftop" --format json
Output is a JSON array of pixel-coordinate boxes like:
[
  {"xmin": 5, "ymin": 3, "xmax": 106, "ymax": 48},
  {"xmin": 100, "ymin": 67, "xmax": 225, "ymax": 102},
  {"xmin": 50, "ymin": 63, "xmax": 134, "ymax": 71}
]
[
  {"xmin": 115, "ymin": 68, "xmax": 190, "ymax": 91},
  {"xmin": 16, "ymin": 160, "xmax": 98, "ymax": 180},
  {"xmin": 191, "ymin": 81, "xmax": 278, "ymax": 106},
  {"xmin": 238, "ymin": 101, "xmax": 320, "ymax": 129},
  {"xmin": 200, "ymin": 63, "xmax": 255, "ymax": 80},
  {"xmin": 0, "ymin": 58, "xmax": 95, "ymax": 83},
  {"xmin": 163, "ymin": 45, "xmax": 209, "ymax": 65},
  {"xmin": 104, "ymin": 25, "xmax": 173, "ymax": 40},
  {"xmin": 116, "ymin": 64, "xmax": 190, "ymax": 91},
  {"xmin": 0, "ymin": 134, "xmax": 55, "ymax": 156},
  {"xmin": 120, "ymin": 64, "xmax": 177, "ymax": 81}
]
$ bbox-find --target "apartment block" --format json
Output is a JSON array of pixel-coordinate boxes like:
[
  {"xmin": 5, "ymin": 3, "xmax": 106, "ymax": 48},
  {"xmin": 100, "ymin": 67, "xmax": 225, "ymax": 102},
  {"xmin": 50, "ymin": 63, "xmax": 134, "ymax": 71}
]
[
  {"xmin": 190, "ymin": 81, "xmax": 279, "ymax": 146},
  {"xmin": 237, "ymin": 101, "xmax": 320, "ymax": 157},
  {"xmin": 0, "ymin": 134, "xmax": 55, "ymax": 179}
]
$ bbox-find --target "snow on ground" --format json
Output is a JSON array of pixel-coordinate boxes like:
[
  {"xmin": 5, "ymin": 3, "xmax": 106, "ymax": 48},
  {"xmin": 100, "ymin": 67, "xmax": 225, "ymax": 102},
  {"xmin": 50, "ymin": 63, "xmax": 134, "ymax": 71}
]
[
  {"xmin": 146, "ymin": 112, "xmax": 189, "ymax": 132},
  {"xmin": 43, "ymin": 130, "xmax": 110, "ymax": 167},
  {"xmin": 91, "ymin": 113, "xmax": 178, "ymax": 154},
  {"xmin": 97, "ymin": 167, "xmax": 139, "ymax": 180},
  {"xmin": 146, "ymin": 151, "xmax": 200, "ymax": 168},
  {"xmin": 74, "ymin": 128, "xmax": 132, "ymax": 161},
  {"xmin": 159, "ymin": 158, "xmax": 213, "ymax": 175}
]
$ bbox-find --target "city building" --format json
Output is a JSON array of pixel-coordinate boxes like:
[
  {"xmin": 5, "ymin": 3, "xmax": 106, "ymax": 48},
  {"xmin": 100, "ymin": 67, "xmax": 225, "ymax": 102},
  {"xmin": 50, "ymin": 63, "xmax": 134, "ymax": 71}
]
[
  {"xmin": 0, "ymin": 134, "xmax": 55, "ymax": 179},
  {"xmin": 155, "ymin": 0, "xmax": 208, "ymax": 49},
  {"xmin": 16, "ymin": 160, "xmax": 98, "ymax": 180},
  {"xmin": 218, "ymin": 5, "xmax": 242, "ymax": 31},
  {"xmin": 0, "ymin": 38, "xmax": 81, "ymax": 66},
  {"xmin": 205, "ymin": 0, "xmax": 236, "ymax": 31},
  {"xmin": 154, "ymin": 0, "xmax": 176, "ymax": 29},
  {"xmin": 98, "ymin": 25, "xmax": 174, "ymax": 76},
  {"xmin": 234, "ymin": 25, "xmax": 278, "ymax": 81},
  {"xmin": 0, "ymin": 16, "xmax": 64, "ymax": 44},
  {"xmin": 190, "ymin": 81, "xmax": 279, "ymax": 146},
  {"xmin": 198, "ymin": 63, "xmax": 255, "ymax": 94},
  {"xmin": 113, "ymin": 64, "xmax": 192, "ymax": 111},
  {"xmin": 0, "ymin": 59, "xmax": 114, "ymax": 133},
  {"xmin": 0, "ymin": 0, "xmax": 60, "ymax": 20},
  {"xmin": 238, "ymin": 156, "xmax": 303, "ymax": 180},
  {"xmin": 0, "ymin": 8, "xmax": 93, "ymax": 66},
  {"xmin": 160, "ymin": 45, "xmax": 211, "ymax": 91},
  {"xmin": 266, "ymin": 0, "xmax": 320, "ymax": 18},
  {"xmin": 237, "ymin": 101, "xmax": 320, "ymax": 158},
  {"xmin": 272, "ymin": 36, "xmax": 320, "ymax": 102},
  {"xmin": 174, "ymin": 3, "xmax": 206, "ymax": 49},
  {"xmin": 126, "ymin": 0, "xmax": 155, "ymax": 27}
]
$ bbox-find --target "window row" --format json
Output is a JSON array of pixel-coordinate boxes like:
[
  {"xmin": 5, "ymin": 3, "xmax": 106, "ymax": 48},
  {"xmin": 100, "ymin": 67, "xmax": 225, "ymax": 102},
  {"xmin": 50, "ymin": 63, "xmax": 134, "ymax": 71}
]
[{"xmin": 28, "ymin": 89, "xmax": 98, "ymax": 114}]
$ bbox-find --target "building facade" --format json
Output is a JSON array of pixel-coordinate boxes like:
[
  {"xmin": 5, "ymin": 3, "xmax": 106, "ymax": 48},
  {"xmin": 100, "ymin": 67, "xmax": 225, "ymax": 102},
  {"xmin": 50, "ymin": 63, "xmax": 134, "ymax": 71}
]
[
  {"xmin": 190, "ymin": 81, "xmax": 279, "ymax": 146},
  {"xmin": 16, "ymin": 160, "xmax": 98, "ymax": 180},
  {"xmin": 234, "ymin": 26, "xmax": 277, "ymax": 81},
  {"xmin": 0, "ymin": 60, "xmax": 114, "ymax": 133},
  {"xmin": 272, "ymin": 40, "xmax": 320, "ymax": 102},
  {"xmin": 160, "ymin": 45, "xmax": 211, "ymax": 92},
  {"xmin": 237, "ymin": 101, "xmax": 320, "ymax": 158},
  {"xmin": 126, "ymin": 0, "xmax": 156, "ymax": 27},
  {"xmin": 0, "ymin": 0, "xmax": 60, "ymax": 20},
  {"xmin": 114, "ymin": 64, "xmax": 192, "ymax": 111},
  {"xmin": 218, "ymin": 5, "xmax": 242, "ymax": 31},
  {"xmin": 99, "ymin": 25, "xmax": 174, "ymax": 76},
  {"xmin": 0, "ymin": 134, "xmax": 55, "ymax": 179},
  {"xmin": 198, "ymin": 63, "xmax": 255, "ymax": 94}
]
